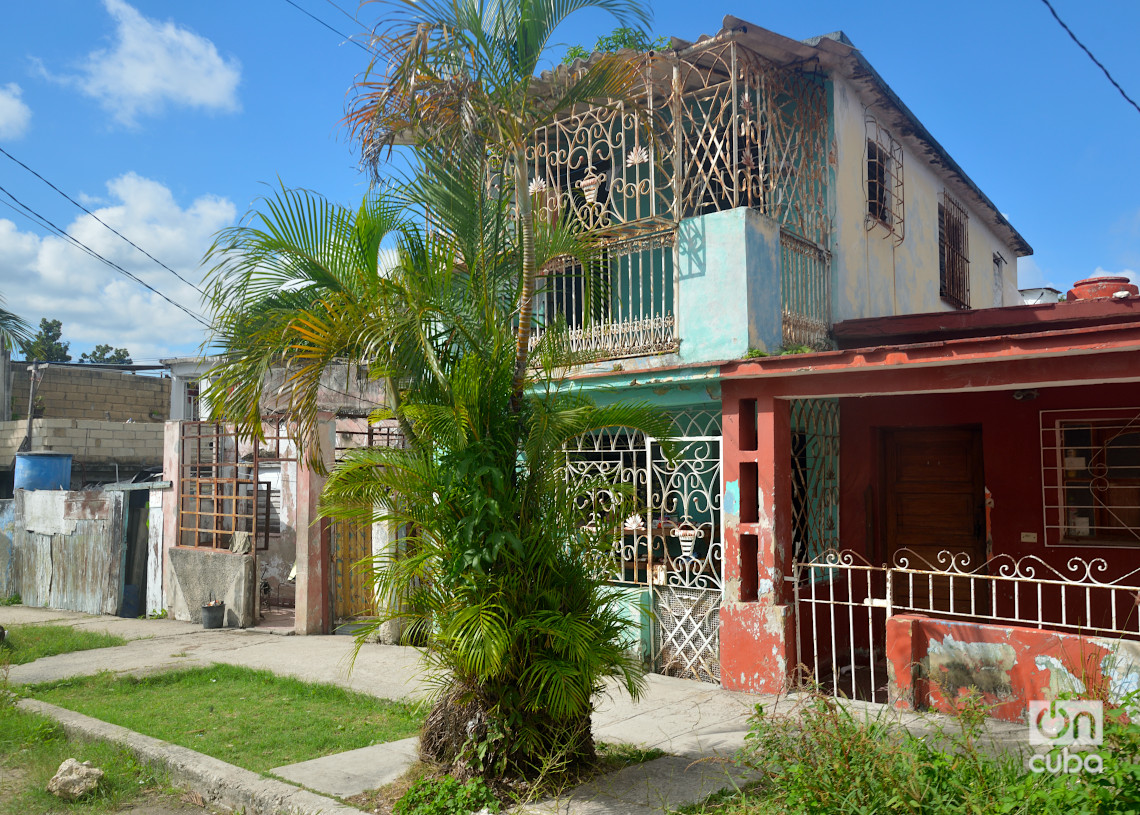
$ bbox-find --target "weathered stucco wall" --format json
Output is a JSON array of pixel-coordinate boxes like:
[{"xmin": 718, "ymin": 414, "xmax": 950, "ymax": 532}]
[
  {"xmin": 830, "ymin": 76, "xmax": 1022, "ymax": 322},
  {"xmin": 167, "ymin": 547, "xmax": 255, "ymax": 628},
  {"xmin": 676, "ymin": 207, "xmax": 782, "ymax": 360},
  {"xmin": 887, "ymin": 614, "xmax": 1140, "ymax": 723},
  {"xmin": 9, "ymin": 489, "xmax": 125, "ymax": 615}
]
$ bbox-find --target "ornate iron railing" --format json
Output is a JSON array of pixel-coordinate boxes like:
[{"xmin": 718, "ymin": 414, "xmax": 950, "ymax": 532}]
[
  {"xmin": 533, "ymin": 232, "xmax": 678, "ymax": 360},
  {"xmin": 781, "ymin": 229, "xmax": 831, "ymax": 348},
  {"xmin": 564, "ymin": 409, "xmax": 723, "ymax": 682}
]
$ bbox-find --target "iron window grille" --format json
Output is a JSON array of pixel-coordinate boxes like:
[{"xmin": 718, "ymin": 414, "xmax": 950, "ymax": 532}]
[
  {"xmin": 938, "ymin": 192, "xmax": 970, "ymax": 309},
  {"xmin": 864, "ymin": 115, "xmax": 904, "ymax": 243}
]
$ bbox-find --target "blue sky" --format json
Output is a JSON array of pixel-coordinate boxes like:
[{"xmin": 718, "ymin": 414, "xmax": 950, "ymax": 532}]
[{"xmin": 0, "ymin": 0, "xmax": 1136, "ymax": 362}]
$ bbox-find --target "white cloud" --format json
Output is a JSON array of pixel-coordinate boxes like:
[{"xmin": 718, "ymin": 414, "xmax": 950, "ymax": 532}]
[
  {"xmin": 0, "ymin": 173, "xmax": 235, "ymax": 361},
  {"xmin": 1091, "ymin": 266, "xmax": 1138, "ymax": 287},
  {"xmin": 0, "ymin": 83, "xmax": 32, "ymax": 140},
  {"xmin": 56, "ymin": 0, "xmax": 240, "ymax": 126}
]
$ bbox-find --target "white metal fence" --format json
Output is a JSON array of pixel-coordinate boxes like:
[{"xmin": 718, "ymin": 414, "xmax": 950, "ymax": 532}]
[{"xmin": 792, "ymin": 547, "xmax": 1140, "ymax": 702}]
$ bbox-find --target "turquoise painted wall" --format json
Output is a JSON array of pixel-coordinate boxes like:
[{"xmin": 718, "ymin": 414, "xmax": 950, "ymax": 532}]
[{"xmin": 677, "ymin": 207, "xmax": 783, "ymax": 362}]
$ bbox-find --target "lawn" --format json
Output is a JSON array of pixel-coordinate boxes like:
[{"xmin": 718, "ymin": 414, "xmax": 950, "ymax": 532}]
[
  {"xmin": 0, "ymin": 701, "xmax": 176, "ymax": 815},
  {"xmin": 31, "ymin": 664, "xmax": 424, "ymax": 773},
  {"xmin": 0, "ymin": 624, "xmax": 126, "ymax": 665}
]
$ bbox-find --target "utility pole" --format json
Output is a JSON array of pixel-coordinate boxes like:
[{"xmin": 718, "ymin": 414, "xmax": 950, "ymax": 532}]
[{"xmin": 18, "ymin": 362, "xmax": 43, "ymax": 453}]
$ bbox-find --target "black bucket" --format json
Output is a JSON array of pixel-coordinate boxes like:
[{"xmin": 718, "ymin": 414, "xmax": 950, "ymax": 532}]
[{"xmin": 202, "ymin": 604, "xmax": 225, "ymax": 629}]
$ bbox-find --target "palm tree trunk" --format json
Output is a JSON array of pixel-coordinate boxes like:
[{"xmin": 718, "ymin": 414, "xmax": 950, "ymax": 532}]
[{"xmin": 510, "ymin": 147, "xmax": 536, "ymax": 406}]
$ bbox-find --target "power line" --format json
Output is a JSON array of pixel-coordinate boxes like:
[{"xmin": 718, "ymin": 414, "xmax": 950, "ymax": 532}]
[
  {"xmin": 0, "ymin": 146, "xmax": 208, "ymax": 297},
  {"xmin": 1039, "ymin": 0, "xmax": 1140, "ymax": 116},
  {"xmin": 280, "ymin": 0, "xmax": 374, "ymax": 55},
  {"xmin": 0, "ymin": 184, "xmax": 213, "ymax": 329}
]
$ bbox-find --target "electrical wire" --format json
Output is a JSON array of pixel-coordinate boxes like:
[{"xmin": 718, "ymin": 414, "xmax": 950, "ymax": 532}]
[
  {"xmin": 0, "ymin": 146, "xmax": 209, "ymax": 297},
  {"xmin": 280, "ymin": 0, "xmax": 374, "ymax": 55},
  {"xmin": 1039, "ymin": 0, "xmax": 1140, "ymax": 115},
  {"xmin": 0, "ymin": 185, "xmax": 213, "ymax": 329}
]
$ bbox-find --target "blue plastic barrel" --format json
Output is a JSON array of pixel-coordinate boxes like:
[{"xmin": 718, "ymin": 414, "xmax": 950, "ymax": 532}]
[{"xmin": 13, "ymin": 452, "xmax": 73, "ymax": 491}]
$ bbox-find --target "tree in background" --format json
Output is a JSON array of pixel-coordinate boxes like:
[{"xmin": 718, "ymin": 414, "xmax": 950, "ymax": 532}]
[
  {"xmin": 23, "ymin": 318, "xmax": 71, "ymax": 362},
  {"xmin": 0, "ymin": 294, "xmax": 33, "ymax": 352},
  {"xmin": 80, "ymin": 344, "xmax": 132, "ymax": 364},
  {"xmin": 346, "ymin": 0, "xmax": 652, "ymax": 404},
  {"xmin": 563, "ymin": 26, "xmax": 670, "ymax": 64}
]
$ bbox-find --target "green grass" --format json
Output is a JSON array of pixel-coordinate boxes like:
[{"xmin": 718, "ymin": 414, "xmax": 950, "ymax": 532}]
[
  {"xmin": 0, "ymin": 625, "xmax": 127, "ymax": 665},
  {"xmin": 31, "ymin": 664, "xmax": 424, "ymax": 773},
  {"xmin": 596, "ymin": 741, "xmax": 667, "ymax": 770},
  {"xmin": 0, "ymin": 702, "xmax": 174, "ymax": 815}
]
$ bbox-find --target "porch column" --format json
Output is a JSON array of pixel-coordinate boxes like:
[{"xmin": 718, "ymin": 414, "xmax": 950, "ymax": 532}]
[
  {"xmin": 294, "ymin": 414, "xmax": 335, "ymax": 635},
  {"xmin": 720, "ymin": 384, "xmax": 795, "ymax": 692},
  {"xmin": 373, "ymin": 519, "xmax": 405, "ymax": 644}
]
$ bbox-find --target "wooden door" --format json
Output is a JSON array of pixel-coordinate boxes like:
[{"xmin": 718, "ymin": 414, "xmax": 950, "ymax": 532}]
[
  {"xmin": 331, "ymin": 519, "xmax": 375, "ymax": 621},
  {"xmin": 883, "ymin": 427, "xmax": 986, "ymax": 614}
]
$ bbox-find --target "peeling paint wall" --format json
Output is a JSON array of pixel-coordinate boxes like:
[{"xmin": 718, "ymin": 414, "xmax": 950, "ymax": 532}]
[
  {"xmin": 887, "ymin": 614, "xmax": 1140, "ymax": 723},
  {"xmin": 830, "ymin": 76, "xmax": 1021, "ymax": 322},
  {"xmin": 8, "ymin": 489, "xmax": 125, "ymax": 615},
  {"xmin": 145, "ymin": 488, "xmax": 165, "ymax": 617},
  {"xmin": 0, "ymin": 499, "xmax": 15, "ymax": 597}
]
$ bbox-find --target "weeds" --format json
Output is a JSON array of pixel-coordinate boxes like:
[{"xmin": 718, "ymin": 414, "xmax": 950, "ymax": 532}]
[
  {"xmin": 393, "ymin": 776, "xmax": 500, "ymax": 815},
  {"xmin": 703, "ymin": 687, "xmax": 1140, "ymax": 815},
  {"xmin": 0, "ymin": 594, "xmax": 20, "ymax": 606}
]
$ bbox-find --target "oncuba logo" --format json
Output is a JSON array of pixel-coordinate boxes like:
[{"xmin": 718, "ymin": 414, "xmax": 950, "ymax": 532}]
[{"xmin": 1027, "ymin": 700, "xmax": 1104, "ymax": 774}]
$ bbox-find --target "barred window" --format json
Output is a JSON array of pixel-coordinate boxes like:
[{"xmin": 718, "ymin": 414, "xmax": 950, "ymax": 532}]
[
  {"xmin": 939, "ymin": 193, "xmax": 970, "ymax": 308},
  {"xmin": 1042, "ymin": 409, "xmax": 1140, "ymax": 546},
  {"xmin": 865, "ymin": 116, "xmax": 904, "ymax": 242}
]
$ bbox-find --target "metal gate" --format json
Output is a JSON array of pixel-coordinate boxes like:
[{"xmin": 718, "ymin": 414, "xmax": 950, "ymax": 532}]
[{"xmin": 566, "ymin": 410, "xmax": 723, "ymax": 683}]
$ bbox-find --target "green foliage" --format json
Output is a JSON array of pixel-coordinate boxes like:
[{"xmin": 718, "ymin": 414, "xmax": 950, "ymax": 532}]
[
  {"xmin": 708, "ymin": 692, "xmax": 1140, "ymax": 815},
  {"xmin": 22, "ymin": 317, "xmax": 71, "ymax": 362},
  {"xmin": 394, "ymin": 775, "xmax": 500, "ymax": 815},
  {"xmin": 31, "ymin": 664, "xmax": 424, "ymax": 773},
  {"xmin": 0, "ymin": 624, "xmax": 126, "ymax": 665},
  {"xmin": 0, "ymin": 293, "xmax": 32, "ymax": 352},
  {"xmin": 80, "ymin": 344, "xmax": 132, "ymax": 364},
  {"xmin": 563, "ymin": 27, "xmax": 670, "ymax": 64},
  {"xmin": 0, "ymin": 593, "xmax": 20, "ymax": 606}
]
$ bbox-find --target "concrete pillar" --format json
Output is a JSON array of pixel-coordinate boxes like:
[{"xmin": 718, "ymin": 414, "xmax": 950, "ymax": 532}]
[
  {"xmin": 373, "ymin": 519, "xmax": 405, "ymax": 645},
  {"xmin": 294, "ymin": 414, "xmax": 335, "ymax": 635},
  {"xmin": 161, "ymin": 421, "xmax": 180, "ymax": 611},
  {"xmin": 719, "ymin": 383, "xmax": 795, "ymax": 693},
  {"xmin": 676, "ymin": 206, "xmax": 783, "ymax": 363}
]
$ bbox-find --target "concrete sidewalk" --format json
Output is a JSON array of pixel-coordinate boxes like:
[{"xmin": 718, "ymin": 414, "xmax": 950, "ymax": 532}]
[{"xmin": 2, "ymin": 608, "xmax": 1032, "ymax": 815}]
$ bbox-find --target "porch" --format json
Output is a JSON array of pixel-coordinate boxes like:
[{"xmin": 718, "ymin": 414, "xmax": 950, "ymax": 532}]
[{"xmin": 717, "ymin": 296, "xmax": 1140, "ymax": 717}]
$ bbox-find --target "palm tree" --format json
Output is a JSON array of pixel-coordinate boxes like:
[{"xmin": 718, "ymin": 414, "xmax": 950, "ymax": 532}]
[
  {"xmin": 203, "ymin": 153, "xmax": 674, "ymax": 778},
  {"xmin": 345, "ymin": 0, "xmax": 652, "ymax": 403},
  {"xmin": 0, "ymin": 294, "xmax": 32, "ymax": 353}
]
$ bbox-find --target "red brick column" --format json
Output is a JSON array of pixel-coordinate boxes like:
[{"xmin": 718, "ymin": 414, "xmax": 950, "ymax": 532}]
[{"xmin": 720, "ymin": 383, "xmax": 795, "ymax": 692}]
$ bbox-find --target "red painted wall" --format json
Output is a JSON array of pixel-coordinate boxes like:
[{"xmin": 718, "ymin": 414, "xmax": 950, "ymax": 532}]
[
  {"xmin": 886, "ymin": 614, "xmax": 1118, "ymax": 723},
  {"xmin": 840, "ymin": 382, "xmax": 1140, "ymax": 581}
]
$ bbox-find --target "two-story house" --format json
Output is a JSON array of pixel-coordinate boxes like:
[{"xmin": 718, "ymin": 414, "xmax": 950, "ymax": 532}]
[{"xmin": 540, "ymin": 18, "xmax": 1043, "ymax": 689}]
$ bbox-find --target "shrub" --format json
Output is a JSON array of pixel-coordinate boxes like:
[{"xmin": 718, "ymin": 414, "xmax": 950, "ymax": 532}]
[{"xmin": 394, "ymin": 775, "xmax": 500, "ymax": 815}]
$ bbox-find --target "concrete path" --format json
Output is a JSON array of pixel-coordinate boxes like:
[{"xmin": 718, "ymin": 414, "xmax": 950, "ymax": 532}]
[{"xmin": 2, "ymin": 607, "xmax": 1033, "ymax": 815}]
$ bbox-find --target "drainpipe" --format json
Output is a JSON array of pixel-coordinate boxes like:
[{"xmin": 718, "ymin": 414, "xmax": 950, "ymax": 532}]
[{"xmin": 19, "ymin": 362, "xmax": 43, "ymax": 453}]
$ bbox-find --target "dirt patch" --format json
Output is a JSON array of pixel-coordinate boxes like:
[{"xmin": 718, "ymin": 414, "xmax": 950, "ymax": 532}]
[{"xmin": 111, "ymin": 788, "xmax": 226, "ymax": 814}]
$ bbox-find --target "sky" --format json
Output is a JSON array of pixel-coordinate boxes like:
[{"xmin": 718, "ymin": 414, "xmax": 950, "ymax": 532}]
[{"xmin": 0, "ymin": 0, "xmax": 1137, "ymax": 363}]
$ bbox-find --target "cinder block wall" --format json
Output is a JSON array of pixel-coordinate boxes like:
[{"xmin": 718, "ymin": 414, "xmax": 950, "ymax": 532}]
[
  {"xmin": 0, "ymin": 419, "xmax": 165, "ymax": 465},
  {"xmin": 9, "ymin": 365, "xmax": 170, "ymax": 422}
]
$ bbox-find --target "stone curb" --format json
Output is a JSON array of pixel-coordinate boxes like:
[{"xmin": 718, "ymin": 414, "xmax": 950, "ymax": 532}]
[{"xmin": 17, "ymin": 698, "xmax": 371, "ymax": 815}]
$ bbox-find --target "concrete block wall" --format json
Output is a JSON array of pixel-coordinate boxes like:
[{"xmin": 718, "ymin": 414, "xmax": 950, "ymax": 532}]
[
  {"xmin": 0, "ymin": 419, "xmax": 165, "ymax": 466},
  {"xmin": 10, "ymin": 365, "xmax": 170, "ymax": 423}
]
